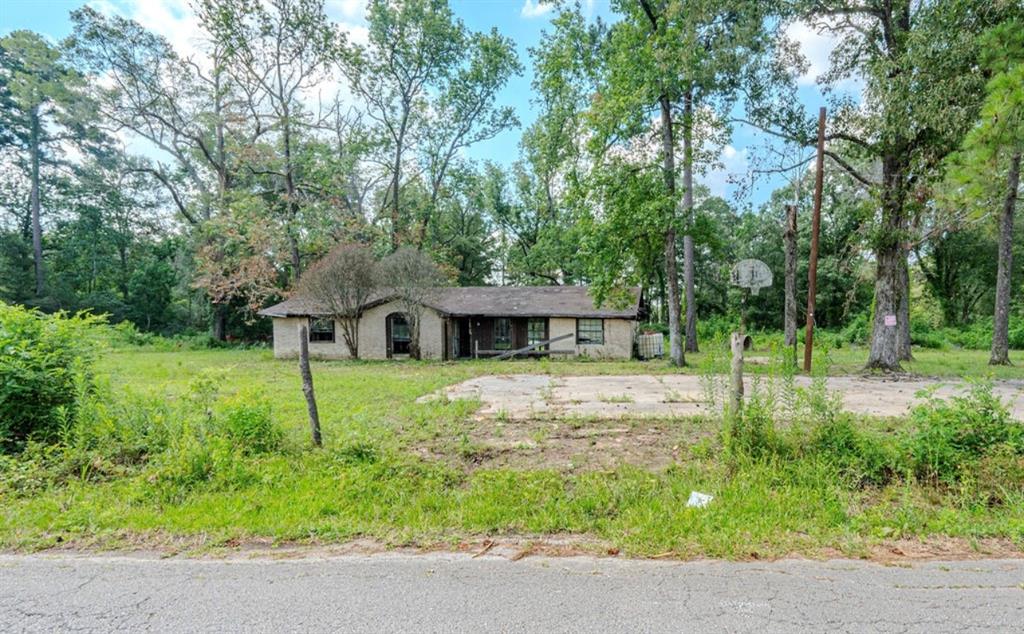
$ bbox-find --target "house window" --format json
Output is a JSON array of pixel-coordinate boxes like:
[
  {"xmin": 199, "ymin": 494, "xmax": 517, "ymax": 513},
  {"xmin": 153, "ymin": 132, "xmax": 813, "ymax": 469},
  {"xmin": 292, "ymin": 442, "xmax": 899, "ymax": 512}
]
[
  {"xmin": 528, "ymin": 318, "xmax": 547, "ymax": 346},
  {"xmin": 576, "ymin": 318, "xmax": 604, "ymax": 345},
  {"xmin": 494, "ymin": 317, "xmax": 512, "ymax": 350},
  {"xmin": 309, "ymin": 318, "xmax": 335, "ymax": 343},
  {"xmin": 389, "ymin": 313, "xmax": 411, "ymax": 356}
]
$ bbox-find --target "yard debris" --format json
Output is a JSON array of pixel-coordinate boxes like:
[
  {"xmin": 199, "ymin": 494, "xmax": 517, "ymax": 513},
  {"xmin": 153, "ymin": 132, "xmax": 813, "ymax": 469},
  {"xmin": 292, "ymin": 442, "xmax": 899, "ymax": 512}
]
[
  {"xmin": 687, "ymin": 491, "xmax": 714, "ymax": 508},
  {"xmin": 472, "ymin": 539, "xmax": 495, "ymax": 558}
]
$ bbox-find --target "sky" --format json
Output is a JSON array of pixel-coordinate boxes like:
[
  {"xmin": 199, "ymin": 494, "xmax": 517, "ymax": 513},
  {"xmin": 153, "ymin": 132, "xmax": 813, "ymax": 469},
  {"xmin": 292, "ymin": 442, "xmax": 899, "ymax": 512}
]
[{"xmin": 1, "ymin": 0, "xmax": 844, "ymax": 209}]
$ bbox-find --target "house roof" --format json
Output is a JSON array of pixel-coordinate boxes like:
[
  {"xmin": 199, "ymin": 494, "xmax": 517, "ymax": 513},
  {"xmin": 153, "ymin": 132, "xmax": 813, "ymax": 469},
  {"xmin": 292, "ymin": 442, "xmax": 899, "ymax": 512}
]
[{"xmin": 258, "ymin": 286, "xmax": 641, "ymax": 320}]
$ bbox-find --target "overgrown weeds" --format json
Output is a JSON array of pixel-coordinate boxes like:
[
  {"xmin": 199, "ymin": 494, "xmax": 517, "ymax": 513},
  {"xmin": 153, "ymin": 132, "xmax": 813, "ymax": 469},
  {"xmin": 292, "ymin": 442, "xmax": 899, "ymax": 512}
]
[
  {"xmin": 0, "ymin": 368, "xmax": 288, "ymax": 502},
  {"xmin": 2, "ymin": 345, "xmax": 1023, "ymax": 557},
  {"xmin": 698, "ymin": 338, "xmax": 1024, "ymax": 505}
]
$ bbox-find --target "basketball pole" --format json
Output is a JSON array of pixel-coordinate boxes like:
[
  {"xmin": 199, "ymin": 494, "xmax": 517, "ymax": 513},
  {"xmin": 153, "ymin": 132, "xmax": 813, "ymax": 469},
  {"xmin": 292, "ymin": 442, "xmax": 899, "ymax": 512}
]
[{"xmin": 803, "ymin": 107, "xmax": 826, "ymax": 373}]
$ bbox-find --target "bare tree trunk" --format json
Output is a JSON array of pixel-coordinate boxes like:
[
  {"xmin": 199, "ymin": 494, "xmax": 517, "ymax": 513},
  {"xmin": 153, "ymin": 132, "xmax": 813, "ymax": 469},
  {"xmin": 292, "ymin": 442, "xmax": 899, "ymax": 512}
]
[
  {"xmin": 897, "ymin": 253, "xmax": 913, "ymax": 361},
  {"xmin": 866, "ymin": 157, "xmax": 908, "ymax": 372},
  {"xmin": 391, "ymin": 153, "xmax": 402, "ymax": 252},
  {"xmin": 659, "ymin": 94, "xmax": 684, "ymax": 367},
  {"xmin": 29, "ymin": 108, "xmax": 44, "ymax": 297},
  {"xmin": 682, "ymin": 89, "xmax": 698, "ymax": 353},
  {"xmin": 212, "ymin": 303, "xmax": 228, "ymax": 341},
  {"xmin": 783, "ymin": 204, "xmax": 798, "ymax": 349},
  {"xmin": 283, "ymin": 116, "xmax": 303, "ymax": 281},
  {"xmin": 991, "ymin": 150, "xmax": 1020, "ymax": 366},
  {"xmin": 298, "ymin": 324, "xmax": 323, "ymax": 447},
  {"xmin": 342, "ymin": 316, "xmax": 360, "ymax": 359},
  {"xmin": 213, "ymin": 54, "xmax": 228, "ymax": 212},
  {"xmin": 409, "ymin": 311, "xmax": 421, "ymax": 360}
]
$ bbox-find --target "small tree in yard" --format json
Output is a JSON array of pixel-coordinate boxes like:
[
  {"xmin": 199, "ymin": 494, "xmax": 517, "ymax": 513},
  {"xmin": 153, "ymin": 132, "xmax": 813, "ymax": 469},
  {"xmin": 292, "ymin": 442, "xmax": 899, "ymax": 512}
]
[
  {"xmin": 298, "ymin": 244, "xmax": 378, "ymax": 359},
  {"xmin": 379, "ymin": 247, "xmax": 447, "ymax": 360}
]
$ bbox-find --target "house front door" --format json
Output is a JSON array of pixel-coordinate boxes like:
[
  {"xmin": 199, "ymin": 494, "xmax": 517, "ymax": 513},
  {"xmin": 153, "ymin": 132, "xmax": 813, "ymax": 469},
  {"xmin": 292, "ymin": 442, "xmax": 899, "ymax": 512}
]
[{"xmin": 457, "ymin": 318, "xmax": 471, "ymax": 358}]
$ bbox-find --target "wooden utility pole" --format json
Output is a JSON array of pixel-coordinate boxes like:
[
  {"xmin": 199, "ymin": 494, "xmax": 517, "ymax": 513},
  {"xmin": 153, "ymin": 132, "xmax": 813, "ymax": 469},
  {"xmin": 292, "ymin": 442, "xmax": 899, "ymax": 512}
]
[
  {"xmin": 803, "ymin": 107, "xmax": 826, "ymax": 373},
  {"xmin": 298, "ymin": 324, "xmax": 323, "ymax": 447}
]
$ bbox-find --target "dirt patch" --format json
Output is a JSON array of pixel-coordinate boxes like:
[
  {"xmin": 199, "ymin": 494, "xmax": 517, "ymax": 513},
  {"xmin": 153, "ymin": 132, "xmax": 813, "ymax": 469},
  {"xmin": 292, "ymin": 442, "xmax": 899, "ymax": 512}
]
[
  {"xmin": 420, "ymin": 416, "xmax": 717, "ymax": 472},
  {"xmin": 15, "ymin": 534, "xmax": 1022, "ymax": 564}
]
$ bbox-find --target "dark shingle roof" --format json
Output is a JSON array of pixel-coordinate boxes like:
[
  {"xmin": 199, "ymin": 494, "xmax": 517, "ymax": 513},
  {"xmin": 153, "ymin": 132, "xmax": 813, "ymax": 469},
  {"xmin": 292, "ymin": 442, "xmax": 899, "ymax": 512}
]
[{"xmin": 258, "ymin": 286, "xmax": 640, "ymax": 319}]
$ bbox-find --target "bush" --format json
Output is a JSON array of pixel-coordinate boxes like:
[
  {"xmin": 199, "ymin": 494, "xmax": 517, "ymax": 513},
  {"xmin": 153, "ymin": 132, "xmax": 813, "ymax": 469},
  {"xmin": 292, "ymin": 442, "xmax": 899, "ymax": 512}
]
[
  {"xmin": 60, "ymin": 383, "xmax": 179, "ymax": 467},
  {"xmin": 969, "ymin": 444, "xmax": 1024, "ymax": 505},
  {"xmin": 216, "ymin": 391, "xmax": 282, "ymax": 454},
  {"xmin": 0, "ymin": 303, "xmax": 105, "ymax": 450},
  {"xmin": 725, "ymin": 388, "xmax": 779, "ymax": 459},
  {"xmin": 806, "ymin": 416, "xmax": 900, "ymax": 487},
  {"xmin": 837, "ymin": 311, "xmax": 870, "ymax": 346},
  {"xmin": 905, "ymin": 383, "xmax": 1024, "ymax": 485}
]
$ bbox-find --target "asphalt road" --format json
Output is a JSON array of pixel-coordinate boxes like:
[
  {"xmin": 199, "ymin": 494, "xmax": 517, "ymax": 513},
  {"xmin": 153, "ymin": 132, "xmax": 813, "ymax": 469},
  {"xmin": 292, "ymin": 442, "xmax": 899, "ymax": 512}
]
[{"xmin": 2, "ymin": 553, "xmax": 1023, "ymax": 633}]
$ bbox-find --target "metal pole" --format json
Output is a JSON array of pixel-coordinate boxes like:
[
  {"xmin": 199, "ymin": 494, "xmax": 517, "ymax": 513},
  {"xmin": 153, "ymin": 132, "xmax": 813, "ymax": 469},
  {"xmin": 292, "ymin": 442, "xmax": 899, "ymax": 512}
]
[{"xmin": 803, "ymin": 107, "xmax": 826, "ymax": 373}]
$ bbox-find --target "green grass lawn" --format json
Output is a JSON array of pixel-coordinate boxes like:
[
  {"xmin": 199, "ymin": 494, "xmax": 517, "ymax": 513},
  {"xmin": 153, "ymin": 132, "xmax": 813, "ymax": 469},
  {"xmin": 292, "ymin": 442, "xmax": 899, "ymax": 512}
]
[{"xmin": 1, "ymin": 345, "xmax": 1023, "ymax": 559}]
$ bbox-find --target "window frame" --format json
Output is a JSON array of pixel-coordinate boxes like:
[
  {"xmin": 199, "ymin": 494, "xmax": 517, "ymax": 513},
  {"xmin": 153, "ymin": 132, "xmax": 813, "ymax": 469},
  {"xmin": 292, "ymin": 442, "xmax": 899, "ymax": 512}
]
[
  {"xmin": 308, "ymin": 317, "xmax": 335, "ymax": 343},
  {"xmin": 575, "ymin": 318, "xmax": 604, "ymax": 345},
  {"xmin": 527, "ymin": 318, "xmax": 547, "ymax": 347},
  {"xmin": 493, "ymin": 317, "xmax": 512, "ymax": 350}
]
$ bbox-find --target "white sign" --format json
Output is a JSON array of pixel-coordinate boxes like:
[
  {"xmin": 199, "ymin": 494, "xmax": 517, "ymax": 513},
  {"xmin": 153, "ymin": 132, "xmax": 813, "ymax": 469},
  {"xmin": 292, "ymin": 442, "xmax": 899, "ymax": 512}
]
[
  {"xmin": 730, "ymin": 259, "xmax": 773, "ymax": 295},
  {"xmin": 884, "ymin": 314, "xmax": 897, "ymax": 327}
]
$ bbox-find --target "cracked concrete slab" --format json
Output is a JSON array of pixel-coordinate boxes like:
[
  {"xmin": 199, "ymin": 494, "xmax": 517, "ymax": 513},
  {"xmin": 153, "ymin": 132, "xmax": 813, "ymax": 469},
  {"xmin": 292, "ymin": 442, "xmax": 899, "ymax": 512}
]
[{"xmin": 423, "ymin": 374, "xmax": 1024, "ymax": 420}]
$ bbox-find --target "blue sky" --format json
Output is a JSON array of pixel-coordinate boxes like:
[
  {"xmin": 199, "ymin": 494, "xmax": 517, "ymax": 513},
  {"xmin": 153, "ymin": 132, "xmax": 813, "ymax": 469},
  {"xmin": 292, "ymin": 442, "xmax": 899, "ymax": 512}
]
[{"xmin": 2, "ymin": 0, "xmax": 839, "ymax": 208}]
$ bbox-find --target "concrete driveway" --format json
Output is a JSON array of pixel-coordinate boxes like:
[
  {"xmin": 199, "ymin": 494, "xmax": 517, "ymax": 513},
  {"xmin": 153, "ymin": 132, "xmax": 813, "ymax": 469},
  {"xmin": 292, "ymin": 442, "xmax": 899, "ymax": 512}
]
[{"xmin": 426, "ymin": 374, "xmax": 1024, "ymax": 420}]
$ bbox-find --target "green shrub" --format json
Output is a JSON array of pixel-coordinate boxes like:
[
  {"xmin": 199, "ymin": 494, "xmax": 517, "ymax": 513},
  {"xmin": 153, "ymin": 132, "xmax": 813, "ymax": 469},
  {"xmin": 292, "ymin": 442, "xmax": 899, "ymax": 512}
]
[
  {"xmin": 807, "ymin": 416, "xmax": 900, "ymax": 487},
  {"xmin": 151, "ymin": 434, "xmax": 238, "ymax": 499},
  {"xmin": 0, "ymin": 303, "xmax": 105, "ymax": 450},
  {"xmin": 968, "ymin": 444, "xmax": 1024, "ymax": 505},
  {"xmin": 837, "ymin": 311, "xmax": 870, "ymax": 346},
  {"xmin": 216, "ymin": 391, "xmax": 283, "ymax": 454},
  {"xmin": 905, "ymin": 383, "xmax": 1024, "ymax": 485},
  {"xmin": 909, "ymin": 320, "xmax": 946, "ymax": 349},
  {"xmin": 60, "ymin": 382, "xmax": 179, "ymax": 465},
  {"xmin": 725, "ymin": 388, "xmax": 779, "ymax": 458}
]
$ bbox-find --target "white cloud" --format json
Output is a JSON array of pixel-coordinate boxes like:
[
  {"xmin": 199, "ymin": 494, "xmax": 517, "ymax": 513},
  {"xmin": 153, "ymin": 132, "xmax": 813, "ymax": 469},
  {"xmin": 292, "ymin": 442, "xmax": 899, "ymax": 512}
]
[
  {"xmin": 97, "ymin": 0, "xmax": 369, "ymax": 61},
  {"xmin": 89, "ymin": 0, "xmax": 204, "ymax": 61},
  {"xmin": 785, "ymin": 20, "xmax": 838, "ymax": 87},
  {"xmin": 326, "ymin": 0, "xmax": 367, "ymax": 22},
  {"xmin": 704, "ymin": 145, "xmax": 749, "ymax": 199},
  {"xmin": 520, "ymin": 1, "xmax": 554, "ymax": 19}
]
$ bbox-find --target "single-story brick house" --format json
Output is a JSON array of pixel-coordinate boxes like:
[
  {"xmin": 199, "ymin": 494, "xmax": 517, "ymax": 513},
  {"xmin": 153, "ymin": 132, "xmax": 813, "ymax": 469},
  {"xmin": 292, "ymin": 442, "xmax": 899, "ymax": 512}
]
[{"xmin": 258, "ymin": 286, "xmax": 641, "ymax": 360}]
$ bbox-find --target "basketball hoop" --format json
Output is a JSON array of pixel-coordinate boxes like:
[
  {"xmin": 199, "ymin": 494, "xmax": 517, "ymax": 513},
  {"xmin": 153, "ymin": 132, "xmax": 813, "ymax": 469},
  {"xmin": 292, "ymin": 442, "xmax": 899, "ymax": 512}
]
[{"xmin": 730, "ymin": 259, "xmax": 773, "ymax": 295}]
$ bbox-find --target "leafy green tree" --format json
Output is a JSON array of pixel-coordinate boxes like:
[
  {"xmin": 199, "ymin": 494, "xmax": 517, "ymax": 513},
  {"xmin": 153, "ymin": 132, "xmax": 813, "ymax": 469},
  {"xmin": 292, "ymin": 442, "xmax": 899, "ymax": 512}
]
[
  {"xmin": 338, "ymin": 0, "xmax": 520, "ymax": 252},
  {"xmin": 70, "ymin": 7, "xmax": 265, "ymax": 338},
  {"xmin": 0, "ymin": 30, "xmax": 97, "ymax": 297},
  {"xmin": 537, "ymin": 1, "xmax": 770, "ymax": 364},
  {"xmin": 751, "ymin": 1, "xmax": 1023, "ymax": 371},
  {"xmin": 424, "ymin": 166, "xmax": 497, "ymax": 285},
  {"xmin": 200, "ymin": 0, "xmax": 341, "ymax": 281}
]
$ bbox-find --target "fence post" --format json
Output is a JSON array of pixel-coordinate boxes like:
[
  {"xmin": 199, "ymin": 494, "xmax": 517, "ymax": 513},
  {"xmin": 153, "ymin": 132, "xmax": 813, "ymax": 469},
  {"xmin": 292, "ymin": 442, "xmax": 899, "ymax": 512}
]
[{"xmin": 730, "ymin": 331, "xmax": 745, "ymax": 416}]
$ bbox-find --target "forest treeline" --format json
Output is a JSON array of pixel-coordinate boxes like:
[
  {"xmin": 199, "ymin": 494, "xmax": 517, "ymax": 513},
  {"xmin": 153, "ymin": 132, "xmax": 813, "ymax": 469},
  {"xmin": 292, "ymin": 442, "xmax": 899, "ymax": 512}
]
[{"xmin": 0, "ymin": 0, "xmax": 1021, "ymax": 369}]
